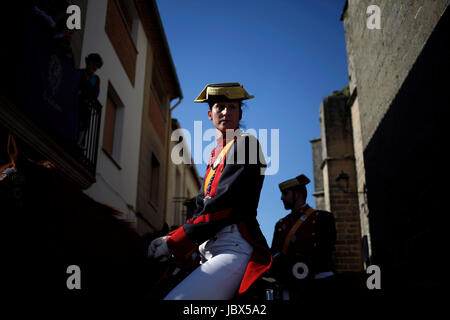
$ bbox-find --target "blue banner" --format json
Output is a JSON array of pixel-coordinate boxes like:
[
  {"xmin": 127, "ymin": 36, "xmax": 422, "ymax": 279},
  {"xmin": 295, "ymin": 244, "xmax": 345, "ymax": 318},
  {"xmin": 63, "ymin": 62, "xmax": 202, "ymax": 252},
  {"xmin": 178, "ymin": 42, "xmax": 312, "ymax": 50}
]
[{"xmin": 21, "ymin": 12, "xmax": 82, "ymax": 142}]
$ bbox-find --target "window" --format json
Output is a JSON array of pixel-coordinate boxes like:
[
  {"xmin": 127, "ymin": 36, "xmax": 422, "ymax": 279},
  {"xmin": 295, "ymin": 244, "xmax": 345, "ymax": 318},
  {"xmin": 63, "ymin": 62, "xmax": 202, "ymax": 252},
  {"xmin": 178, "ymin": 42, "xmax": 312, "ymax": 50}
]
[
  {"xmin": 102, "ymin": 83, "xmax": 124, "ymax": 166},
  {"xmin": 151, "ymin": 67, "xmax": 168, "ymax": 116},
  {"xmin": 105, "ymin": 0, "xmax": 138, "ymax": 85},
  {"xmin": 174, "ymin": 169, "xmax": 181, "ymax": 224},
  {"xmin": 149, "ymin": 154, "xmax": 160, "ymax": 206},
  {"xmin": 116, "ymin": 0, "xmax": 139, "ymax": 45}
]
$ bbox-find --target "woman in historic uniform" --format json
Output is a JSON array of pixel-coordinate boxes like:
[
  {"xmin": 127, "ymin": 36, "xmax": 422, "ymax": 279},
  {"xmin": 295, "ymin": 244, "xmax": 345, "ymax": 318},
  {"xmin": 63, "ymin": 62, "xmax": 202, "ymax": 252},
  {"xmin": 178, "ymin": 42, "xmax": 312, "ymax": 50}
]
[{"xmin": 148, "ymin": 82, "xmax": 272, "ymax": 300}]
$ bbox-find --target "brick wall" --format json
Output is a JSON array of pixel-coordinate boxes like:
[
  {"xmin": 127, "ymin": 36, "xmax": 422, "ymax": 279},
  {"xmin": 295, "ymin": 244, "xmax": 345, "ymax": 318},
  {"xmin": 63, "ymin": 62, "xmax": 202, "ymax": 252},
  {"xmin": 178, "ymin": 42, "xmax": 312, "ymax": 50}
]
[{"xmin": 319, "ymin": 96, "xmax": 363, "ymax": 273}]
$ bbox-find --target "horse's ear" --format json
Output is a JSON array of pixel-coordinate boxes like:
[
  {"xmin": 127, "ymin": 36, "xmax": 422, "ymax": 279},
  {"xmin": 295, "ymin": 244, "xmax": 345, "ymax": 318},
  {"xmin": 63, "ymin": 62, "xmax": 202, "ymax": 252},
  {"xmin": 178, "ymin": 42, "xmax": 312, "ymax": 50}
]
[{"xmin": 0, "ymin": 133, "xmax": 18, "ymax": 172}]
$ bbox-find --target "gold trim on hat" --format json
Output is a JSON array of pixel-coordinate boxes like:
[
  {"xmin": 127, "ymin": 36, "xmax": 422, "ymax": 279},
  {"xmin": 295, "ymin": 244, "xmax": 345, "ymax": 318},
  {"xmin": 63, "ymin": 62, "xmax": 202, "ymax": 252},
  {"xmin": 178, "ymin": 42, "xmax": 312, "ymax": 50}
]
[
  {"xmin": 279, "ymin": 174, "xmax": 311, "ymax": 191},
  {"xmin": 279, "ymin": 179, "xmax": 300, "ymax": 191},
  {"xmin": 194, "ymin": 82, "xmax": 254, "ymax": 103}
]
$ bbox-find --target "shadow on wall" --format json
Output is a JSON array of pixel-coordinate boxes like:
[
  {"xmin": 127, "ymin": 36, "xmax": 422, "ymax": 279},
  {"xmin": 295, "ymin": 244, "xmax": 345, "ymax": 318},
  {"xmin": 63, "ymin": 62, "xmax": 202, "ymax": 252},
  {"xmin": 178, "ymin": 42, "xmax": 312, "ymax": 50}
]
[{"xmin": 364, "ymin": 5, "xmax": 449, "ymax": 290}]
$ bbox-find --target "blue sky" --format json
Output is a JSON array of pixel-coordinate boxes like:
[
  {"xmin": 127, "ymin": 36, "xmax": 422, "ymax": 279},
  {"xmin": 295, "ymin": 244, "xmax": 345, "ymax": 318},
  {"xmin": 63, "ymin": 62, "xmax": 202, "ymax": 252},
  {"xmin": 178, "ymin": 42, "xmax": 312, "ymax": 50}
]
[{"xmin": 156, "ymin": 0, "xmax": 349, "ymax": 244}]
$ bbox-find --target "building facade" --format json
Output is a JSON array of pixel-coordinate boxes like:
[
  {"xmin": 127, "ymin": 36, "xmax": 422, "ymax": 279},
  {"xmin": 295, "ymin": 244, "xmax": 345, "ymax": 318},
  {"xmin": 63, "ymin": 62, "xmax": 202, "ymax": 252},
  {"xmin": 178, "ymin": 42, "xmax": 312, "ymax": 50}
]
[
  {"xmin": 312, "ymin": 2, "xmax": 449, "ymax": 286},
  {"xmin": 165, "ymin": 119, "xmax": 202, "ymax": 230},
  {"xmin": 0, "ymin": 1, "xmax": 206, "ymax": 299},
  {"xmin": 314, "ymin": 0, "xmax": 449, "ymax": 289},
  {"xmin": 78, "ymin": 0, "xmax": 183, "ymax": 234},
  {"xmin": 1, "ymin": 0, "xmax": 188, "ymax": 236}
]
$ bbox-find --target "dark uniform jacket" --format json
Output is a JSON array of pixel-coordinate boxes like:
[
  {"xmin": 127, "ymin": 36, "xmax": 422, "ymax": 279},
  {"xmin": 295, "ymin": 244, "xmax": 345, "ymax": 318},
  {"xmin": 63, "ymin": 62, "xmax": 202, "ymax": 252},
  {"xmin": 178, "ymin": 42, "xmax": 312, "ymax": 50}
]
[
  {"xmin": 166, "ymin": 132, "xmax": 273, "ymax": 295},
  {"xmin": 271, "ymin": 205, "xmax": 336, "ymax": 277}
]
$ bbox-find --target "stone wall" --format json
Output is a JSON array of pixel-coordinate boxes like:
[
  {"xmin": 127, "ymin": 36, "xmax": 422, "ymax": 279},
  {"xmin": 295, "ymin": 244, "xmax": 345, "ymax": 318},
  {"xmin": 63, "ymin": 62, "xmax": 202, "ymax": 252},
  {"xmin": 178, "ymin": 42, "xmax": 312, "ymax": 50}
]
[
  {"xmin": 342, "ymin": 0, "xmax": 449, "ymax": 149},
  {"xmin": 310, "ymin": 138, "xmax": 325, "ymax": 210},
  {"xmin": 342, "ymin": 0, "xmax": 449, "ymax": 287}
]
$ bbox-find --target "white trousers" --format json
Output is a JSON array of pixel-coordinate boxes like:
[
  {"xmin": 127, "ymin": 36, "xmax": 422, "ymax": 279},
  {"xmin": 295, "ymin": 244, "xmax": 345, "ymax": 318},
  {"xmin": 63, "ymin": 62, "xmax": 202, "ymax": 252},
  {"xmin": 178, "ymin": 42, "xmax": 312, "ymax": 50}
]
[{"xmin": 164, "ymin": 224, "xmax": 253, "ymax": 300}]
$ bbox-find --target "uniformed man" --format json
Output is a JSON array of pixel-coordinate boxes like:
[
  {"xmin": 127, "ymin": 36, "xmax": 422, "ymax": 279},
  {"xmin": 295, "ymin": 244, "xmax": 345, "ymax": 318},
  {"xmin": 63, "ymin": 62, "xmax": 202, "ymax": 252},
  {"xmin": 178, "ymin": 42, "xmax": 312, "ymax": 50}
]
[{"xmin": 271, "ymin": 174, "xmax": 336, "ymax": 299}]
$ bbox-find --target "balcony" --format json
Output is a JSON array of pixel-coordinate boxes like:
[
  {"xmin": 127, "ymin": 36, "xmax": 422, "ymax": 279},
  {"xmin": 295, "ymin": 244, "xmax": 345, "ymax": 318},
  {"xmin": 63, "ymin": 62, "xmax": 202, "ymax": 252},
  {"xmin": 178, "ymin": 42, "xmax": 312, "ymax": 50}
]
[{"xmin": 0, "ymin": 7, "xmax": 101, "ymax": 189}]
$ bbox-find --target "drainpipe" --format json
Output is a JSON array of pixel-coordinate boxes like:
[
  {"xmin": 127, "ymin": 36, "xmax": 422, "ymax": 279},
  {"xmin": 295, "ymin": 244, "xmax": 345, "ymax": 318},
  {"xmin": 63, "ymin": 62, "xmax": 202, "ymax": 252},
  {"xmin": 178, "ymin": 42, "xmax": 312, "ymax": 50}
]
[{"xmin": 163, "ymin": 97, "xmax": 182, "ymax": 224}]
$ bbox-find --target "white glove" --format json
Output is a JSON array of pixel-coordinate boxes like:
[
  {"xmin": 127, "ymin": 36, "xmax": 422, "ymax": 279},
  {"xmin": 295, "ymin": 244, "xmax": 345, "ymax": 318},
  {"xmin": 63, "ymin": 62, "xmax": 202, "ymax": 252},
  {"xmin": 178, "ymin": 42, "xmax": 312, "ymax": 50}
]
[{"xmin": 148, "ymin": 236, "xmax": 171, "ymax": 261}]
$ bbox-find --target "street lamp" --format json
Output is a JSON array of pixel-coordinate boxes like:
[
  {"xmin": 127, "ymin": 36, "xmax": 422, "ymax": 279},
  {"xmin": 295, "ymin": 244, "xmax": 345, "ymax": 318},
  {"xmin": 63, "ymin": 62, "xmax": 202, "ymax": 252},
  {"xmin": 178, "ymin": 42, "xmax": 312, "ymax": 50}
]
[{"xmin": 335, "ymin": 170, "xmax": 367, "ymax": 194}]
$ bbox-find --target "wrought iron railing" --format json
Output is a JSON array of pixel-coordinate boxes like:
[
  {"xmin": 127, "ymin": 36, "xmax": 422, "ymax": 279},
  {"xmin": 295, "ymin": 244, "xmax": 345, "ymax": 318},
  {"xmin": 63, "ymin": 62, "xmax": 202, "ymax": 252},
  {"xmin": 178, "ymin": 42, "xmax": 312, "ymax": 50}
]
[{"xmin": 76, "ymin": 99, "xmax": 102, "ymax": 177}]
